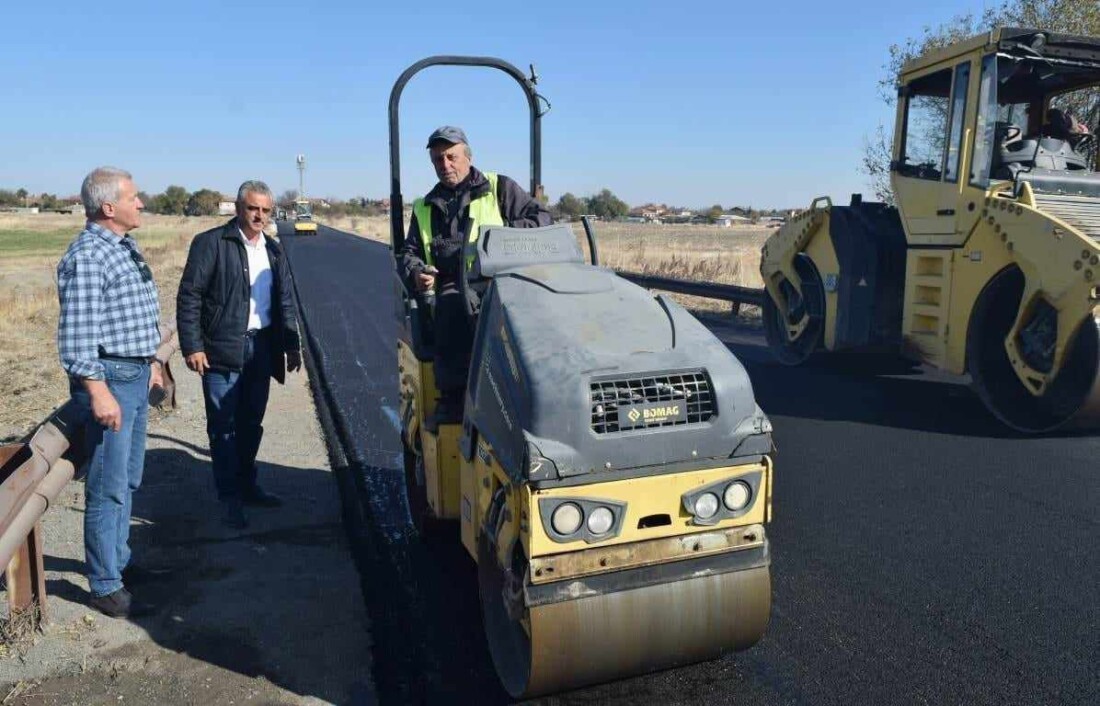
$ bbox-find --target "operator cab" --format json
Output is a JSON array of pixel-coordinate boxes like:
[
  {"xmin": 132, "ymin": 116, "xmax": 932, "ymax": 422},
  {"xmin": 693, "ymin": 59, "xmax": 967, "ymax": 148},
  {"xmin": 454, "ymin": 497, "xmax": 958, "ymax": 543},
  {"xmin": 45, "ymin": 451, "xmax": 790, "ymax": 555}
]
[
  {"xmin": 892, "ymin": 28, "xmax": 1099, "ymax": 243},
  {"xmin": 983, "ymin": 53, "xmax": 1097, "ymax": 182}
]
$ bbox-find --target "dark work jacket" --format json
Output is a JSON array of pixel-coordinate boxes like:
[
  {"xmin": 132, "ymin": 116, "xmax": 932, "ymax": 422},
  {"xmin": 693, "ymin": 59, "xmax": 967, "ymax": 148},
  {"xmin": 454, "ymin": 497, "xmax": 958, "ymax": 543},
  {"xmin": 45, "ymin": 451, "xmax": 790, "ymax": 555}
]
[
  {"xmin": 399, "ymin": 167, "xmax": 551, "ymax": 291},
  {"xmin": 176, "ymin": 219, "xmax": 301, "ymax": 383}
]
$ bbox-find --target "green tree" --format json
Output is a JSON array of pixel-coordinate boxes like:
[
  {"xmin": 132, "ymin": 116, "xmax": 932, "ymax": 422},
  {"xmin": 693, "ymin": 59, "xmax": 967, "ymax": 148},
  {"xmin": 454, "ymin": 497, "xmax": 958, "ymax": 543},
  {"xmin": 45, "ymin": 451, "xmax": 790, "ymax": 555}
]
[
  {"xmin": 862, "ymin": 1, "xmax": 1100, "ymax": 202},
  {"xmin": 586, "ymin": 189, "xmax": 629, "ymax": 221},
  {"xmin": 706, "ymin": 204, "xmax": 724, "ymax": 223},
  {"xmin": 152, "ymin": 185, "xmax": 189, "ymax": 215},
  {"xmin": 0, "ymin": 190, "xmax": 18, "ymax": 207},
  {"xmin": 16, "ymin": 188, "xmax": 28, "ymax": 207},
  {"xmin": 554, "ymin": 192, "xmax": 586, "ymax": 220},
  {"xmin": 186, "ymin": 188, "xmax": 223, "ymax": 216}
]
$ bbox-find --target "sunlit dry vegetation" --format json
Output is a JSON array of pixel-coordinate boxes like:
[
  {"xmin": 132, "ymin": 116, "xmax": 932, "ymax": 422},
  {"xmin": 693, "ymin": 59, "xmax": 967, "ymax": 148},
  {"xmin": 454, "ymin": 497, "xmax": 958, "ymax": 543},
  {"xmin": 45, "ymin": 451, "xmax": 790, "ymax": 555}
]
[
  {"xmin": 1, "ymin": 212, "xmax": 769, "ymax": 438},
  {"xmin": 337, "ymin": 215, "xmax": 769, "ymax": 315},
  {"xmin": 0, "ymin": 214, "xmax": 222, "ymax": 440}
]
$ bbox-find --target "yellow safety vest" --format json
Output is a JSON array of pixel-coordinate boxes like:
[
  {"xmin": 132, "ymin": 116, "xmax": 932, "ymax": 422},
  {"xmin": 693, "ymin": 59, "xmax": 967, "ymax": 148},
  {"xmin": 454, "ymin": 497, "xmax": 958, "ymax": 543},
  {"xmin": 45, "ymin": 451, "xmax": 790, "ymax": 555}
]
[{"xmin": 413, "ymin": 171, "xmax": 504, "ymax": 269}]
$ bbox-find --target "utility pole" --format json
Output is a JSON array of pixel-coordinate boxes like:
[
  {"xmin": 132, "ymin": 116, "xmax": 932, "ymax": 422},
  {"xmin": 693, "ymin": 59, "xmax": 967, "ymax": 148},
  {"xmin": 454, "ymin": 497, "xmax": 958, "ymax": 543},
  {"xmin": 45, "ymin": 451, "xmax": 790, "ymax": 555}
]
[{"xmin": 296, "ymin": 154, "xmax": 307, "ymax": 200}]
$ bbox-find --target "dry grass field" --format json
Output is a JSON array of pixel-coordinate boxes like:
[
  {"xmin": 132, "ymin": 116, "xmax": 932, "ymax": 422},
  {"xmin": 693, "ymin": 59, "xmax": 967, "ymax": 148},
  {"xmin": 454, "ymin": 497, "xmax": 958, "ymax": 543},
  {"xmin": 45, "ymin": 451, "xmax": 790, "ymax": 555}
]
[
  {"xmin": 328, "ymin": 214, "xmax": 769, "ymax": 314},
  {"xmin": 321, "ymin": 214, "xmax": 390, "ymax": 243},
  {"xmin": 0, "ymin": 213, "xmax": 223, "ymax": 441},
  {"xmin": 1, "ymin": 212, "xmax": 769, "ymax": 439}
]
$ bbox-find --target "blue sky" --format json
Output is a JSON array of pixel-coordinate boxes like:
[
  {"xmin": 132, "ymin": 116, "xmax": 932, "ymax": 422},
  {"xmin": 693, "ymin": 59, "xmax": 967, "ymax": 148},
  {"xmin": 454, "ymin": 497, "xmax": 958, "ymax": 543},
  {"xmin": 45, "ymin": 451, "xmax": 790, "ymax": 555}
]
[{"xmin": 2, "ymin": 0, "xmax": 1000, "ymax": 209}]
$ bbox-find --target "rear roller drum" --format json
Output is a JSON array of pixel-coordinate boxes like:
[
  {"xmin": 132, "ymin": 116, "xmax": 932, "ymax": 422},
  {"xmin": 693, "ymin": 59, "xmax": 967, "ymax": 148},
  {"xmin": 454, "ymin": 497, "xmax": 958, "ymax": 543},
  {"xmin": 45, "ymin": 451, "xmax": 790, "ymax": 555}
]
[{"xmin": 968, "ymin": 267, "xmax": 1100, "ymax": 433}]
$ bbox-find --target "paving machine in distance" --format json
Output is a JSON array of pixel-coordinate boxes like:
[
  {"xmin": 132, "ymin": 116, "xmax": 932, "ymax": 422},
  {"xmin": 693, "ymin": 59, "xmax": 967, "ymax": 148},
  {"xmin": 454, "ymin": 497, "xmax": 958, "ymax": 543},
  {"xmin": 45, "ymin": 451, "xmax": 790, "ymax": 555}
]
[
  {"xmin": 293, "ymin": 199, "xmax": 317, "ymax": 234},
  {"xmin": 390, "ymin": 56, "xmax": 775, "ymax": 698},
  {"xmin": 761, "ymin": 27, "xmax": 1100, "ymax": 433}
]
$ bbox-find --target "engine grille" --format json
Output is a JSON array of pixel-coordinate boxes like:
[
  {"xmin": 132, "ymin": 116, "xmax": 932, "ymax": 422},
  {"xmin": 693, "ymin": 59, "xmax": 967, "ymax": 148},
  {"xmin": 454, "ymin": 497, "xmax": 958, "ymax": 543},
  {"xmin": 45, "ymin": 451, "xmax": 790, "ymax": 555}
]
[
  {"xmin": 590, "ymin": 371, "xmax": 714, "ymax": 434},
  {"xmin": 1033, "ymin": 193, "xmax": 1100, "ymax": 241}
]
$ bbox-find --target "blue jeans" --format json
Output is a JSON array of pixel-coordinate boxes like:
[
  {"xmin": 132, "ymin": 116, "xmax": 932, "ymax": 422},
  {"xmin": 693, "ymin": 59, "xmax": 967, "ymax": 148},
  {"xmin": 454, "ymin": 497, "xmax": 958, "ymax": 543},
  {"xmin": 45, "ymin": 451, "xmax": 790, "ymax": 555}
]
[
  {"xmin": 71, "ymin": 360, "xmax": 151, "ymax": 598},
  {"xmin": 201, "ymin": 329, "xmax": 273, "ymax": 501}
]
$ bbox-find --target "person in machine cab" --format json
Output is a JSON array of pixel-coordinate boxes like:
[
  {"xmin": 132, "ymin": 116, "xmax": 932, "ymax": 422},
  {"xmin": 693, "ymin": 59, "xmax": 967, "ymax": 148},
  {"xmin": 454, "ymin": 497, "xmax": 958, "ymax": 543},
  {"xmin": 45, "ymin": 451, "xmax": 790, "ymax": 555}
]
[{"xmin": 399, "ymin": 125, "xmax": 551, "ymax": 426}]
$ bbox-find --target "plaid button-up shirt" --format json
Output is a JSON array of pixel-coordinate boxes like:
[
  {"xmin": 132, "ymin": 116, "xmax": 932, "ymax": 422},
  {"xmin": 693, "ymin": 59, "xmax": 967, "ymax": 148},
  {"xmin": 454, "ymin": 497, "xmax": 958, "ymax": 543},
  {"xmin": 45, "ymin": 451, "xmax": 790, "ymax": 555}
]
[{"xmin": 57, "ymin": 222, "xmax": 161, "ymax": 380}]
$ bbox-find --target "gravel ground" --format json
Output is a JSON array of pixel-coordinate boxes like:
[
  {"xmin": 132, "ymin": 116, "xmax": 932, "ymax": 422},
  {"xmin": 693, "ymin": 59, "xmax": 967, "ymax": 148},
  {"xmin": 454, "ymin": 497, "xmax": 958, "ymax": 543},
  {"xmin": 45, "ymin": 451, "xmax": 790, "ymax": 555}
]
[{"xmin": 0, "ymin": 359, "xmax": 376, "ymax": 705}]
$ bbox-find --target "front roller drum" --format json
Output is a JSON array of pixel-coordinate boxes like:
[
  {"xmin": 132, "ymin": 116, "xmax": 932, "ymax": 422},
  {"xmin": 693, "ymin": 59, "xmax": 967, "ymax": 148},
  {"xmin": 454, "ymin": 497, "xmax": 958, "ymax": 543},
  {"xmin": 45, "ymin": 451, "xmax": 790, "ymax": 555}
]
[
  {"xmin": 968, "ymin": 267, "xmax": 1100, "ymax": 433},
  {"xmin": 480, "ymin": 539, "xmax": 771, "ymax": 698}
]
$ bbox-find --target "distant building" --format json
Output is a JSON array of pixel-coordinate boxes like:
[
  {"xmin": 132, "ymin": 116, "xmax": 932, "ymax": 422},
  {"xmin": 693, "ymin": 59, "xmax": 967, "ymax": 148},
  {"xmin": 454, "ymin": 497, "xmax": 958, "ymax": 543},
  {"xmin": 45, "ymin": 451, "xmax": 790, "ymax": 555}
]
[
  {"xmin": 715, "ymin": 214, "xmax": 752, "ymax": 227},
  {"xmin": 218, "ymin": 201, "xmax": 236, "ymax": 216},
  {"xmin": 628, "ymin": 203, "xmax": 667, "ymax": 222}
]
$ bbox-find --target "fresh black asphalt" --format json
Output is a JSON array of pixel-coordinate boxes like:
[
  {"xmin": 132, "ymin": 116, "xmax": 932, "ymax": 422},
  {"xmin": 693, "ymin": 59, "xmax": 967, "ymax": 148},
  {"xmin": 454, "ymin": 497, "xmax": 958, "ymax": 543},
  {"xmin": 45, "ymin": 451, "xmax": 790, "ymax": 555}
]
[{"xmin": 281, "ymin": 224, "xmax": 1099, "ymax": 706}]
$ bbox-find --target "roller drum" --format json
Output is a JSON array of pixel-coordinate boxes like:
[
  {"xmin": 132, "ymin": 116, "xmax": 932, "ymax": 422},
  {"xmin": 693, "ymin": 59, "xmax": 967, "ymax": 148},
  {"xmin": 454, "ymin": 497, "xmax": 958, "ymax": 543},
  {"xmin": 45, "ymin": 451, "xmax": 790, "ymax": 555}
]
[
  {"xmin": 481, "ymin": 540, "xmax": 771, "ymax": 699},
  {"xmin": 968, "ymin": 266, "xmax": 1100, "ymax": 432}
]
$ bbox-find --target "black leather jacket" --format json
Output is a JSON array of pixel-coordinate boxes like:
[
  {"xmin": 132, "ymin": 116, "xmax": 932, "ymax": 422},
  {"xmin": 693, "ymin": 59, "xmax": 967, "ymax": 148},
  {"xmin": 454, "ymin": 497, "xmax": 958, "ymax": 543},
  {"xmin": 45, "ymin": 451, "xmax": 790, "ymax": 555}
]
[{"xmin": 177, "ymin": 219, "xmax": 300, "ymax": 382}]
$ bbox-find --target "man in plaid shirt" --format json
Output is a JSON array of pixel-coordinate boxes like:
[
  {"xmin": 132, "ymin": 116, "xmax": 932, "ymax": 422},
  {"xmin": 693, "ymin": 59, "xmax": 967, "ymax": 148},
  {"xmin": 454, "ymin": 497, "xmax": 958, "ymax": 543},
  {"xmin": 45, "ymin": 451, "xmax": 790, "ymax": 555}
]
[{"xmin": 57, "ymin": 166, "xmax": 164, "ymax": 619}]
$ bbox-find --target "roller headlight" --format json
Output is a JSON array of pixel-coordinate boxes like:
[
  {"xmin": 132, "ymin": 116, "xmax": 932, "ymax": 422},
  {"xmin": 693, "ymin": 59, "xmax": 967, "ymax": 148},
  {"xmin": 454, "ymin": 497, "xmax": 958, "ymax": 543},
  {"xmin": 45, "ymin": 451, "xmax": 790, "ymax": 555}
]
[
  {"xmin": 551, "ymin": 502, "xmax": 583, "ymax": 535},
  {"xmin": 587, "ymin": 507, "xmax": 614, "ymax": 535},
  {"xmin": 693, "ymin": 492, "xmax": 720, "ymax": 520},
  {"xmin": 723, "ymin": 481, "xmax": 752, "ymax": 511}
]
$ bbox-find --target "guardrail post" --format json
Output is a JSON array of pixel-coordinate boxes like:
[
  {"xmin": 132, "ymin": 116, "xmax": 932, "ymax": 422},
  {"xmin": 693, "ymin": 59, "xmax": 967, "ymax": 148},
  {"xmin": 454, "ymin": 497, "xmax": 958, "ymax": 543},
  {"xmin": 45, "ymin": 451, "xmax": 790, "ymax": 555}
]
[{"xmin": 5, "ymin": 522, "xmax": 46, "ymax": 624}]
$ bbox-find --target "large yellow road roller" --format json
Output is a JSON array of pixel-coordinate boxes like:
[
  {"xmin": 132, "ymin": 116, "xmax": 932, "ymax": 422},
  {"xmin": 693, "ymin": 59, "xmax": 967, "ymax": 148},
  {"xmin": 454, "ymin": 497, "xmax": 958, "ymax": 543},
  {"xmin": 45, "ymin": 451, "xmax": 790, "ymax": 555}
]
[
  {"xmin": 390, "ymin": 56, "xmax": 775, "ymax": 698},
  {"xmin": 761, "ymin": 27, "xmax": 1100, "ymax": 433}
]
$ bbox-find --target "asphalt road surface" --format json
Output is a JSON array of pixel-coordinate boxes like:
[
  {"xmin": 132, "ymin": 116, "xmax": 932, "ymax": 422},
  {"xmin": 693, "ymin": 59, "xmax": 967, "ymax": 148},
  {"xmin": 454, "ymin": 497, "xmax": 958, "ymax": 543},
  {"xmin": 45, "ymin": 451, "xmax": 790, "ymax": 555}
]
[{"xmin": 281, "ymin": 223, "xmax": 1099, "ymax": 706}]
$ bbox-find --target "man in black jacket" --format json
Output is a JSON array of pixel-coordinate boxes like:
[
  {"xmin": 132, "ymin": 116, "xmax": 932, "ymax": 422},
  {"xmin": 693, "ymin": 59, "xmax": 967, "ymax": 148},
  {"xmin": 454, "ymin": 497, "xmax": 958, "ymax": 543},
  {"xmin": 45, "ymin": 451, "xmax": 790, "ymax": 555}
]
[
  {"xmin": 177, "ymin": 180, "xmax": 301, "ymax": 529},
  {"xmin": 400, "ymin": 126, "xmax": 551, "ymax": 426}
]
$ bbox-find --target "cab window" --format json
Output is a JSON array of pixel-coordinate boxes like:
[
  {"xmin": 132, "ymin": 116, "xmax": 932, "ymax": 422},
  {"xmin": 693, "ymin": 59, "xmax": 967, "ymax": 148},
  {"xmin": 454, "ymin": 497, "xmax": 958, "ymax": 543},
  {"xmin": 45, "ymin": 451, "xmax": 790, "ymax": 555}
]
[
  {"xmin": 970, "ymin": 55, "xmax": 998, "ymax": 187},
  {"xmin": 943, "ymin": 62, "xmax": 970, "ymax": 182},
  {"xmin": 898, "ymin": 67, "xmax": 953, "ymax": 181}
]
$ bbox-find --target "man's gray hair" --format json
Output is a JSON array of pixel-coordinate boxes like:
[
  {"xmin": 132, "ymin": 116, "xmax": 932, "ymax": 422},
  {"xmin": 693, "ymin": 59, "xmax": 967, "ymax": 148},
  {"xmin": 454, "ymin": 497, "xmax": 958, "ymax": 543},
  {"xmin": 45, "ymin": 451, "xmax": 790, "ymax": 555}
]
[
  {"xmin": 81, "ymin": 166, "xmax": 132, "ymax": 217},
  {"xmin": 236, "ymin": 180, "xmax": 274, "ymax": 204}
]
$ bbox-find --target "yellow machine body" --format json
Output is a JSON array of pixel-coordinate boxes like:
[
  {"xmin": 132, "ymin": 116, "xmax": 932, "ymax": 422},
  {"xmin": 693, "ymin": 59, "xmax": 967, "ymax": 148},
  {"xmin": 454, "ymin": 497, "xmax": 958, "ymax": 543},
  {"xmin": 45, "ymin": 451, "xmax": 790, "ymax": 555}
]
[
  {"xmin": 398, "ymin": 323, "xmax": 773, "ymax": 697},
  {"xmin": 761, "ymin": 27, "xmax": 1100, "ymax": 432}
]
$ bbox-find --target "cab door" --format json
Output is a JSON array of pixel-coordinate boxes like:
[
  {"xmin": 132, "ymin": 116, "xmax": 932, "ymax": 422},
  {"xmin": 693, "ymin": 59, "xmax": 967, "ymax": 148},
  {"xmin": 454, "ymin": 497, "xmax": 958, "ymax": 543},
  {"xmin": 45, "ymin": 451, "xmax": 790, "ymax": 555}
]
[{"xmin": 892, "ymin": 62, "xmax": 971, "ymax": 244}]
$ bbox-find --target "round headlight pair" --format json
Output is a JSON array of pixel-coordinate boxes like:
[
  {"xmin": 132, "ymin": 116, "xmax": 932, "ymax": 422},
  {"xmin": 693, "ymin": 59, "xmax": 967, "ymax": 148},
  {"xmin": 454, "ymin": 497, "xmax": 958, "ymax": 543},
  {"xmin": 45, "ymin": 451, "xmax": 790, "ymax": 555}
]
[
  {"xmin": 551, "ymin": 503, "xmax": 615, "ymax": 536},
  {"xmin": 692, "ymin": 481, "xmax": 752, "ymax": 520}
]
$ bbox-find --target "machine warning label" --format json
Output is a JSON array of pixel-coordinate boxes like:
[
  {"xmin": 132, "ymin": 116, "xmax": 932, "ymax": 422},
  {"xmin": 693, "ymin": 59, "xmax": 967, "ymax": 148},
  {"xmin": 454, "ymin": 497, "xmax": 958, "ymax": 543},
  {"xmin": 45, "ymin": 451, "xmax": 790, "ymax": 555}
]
[{"xmin": 619, "ymin": 401, "xmax": 687, "ymax": 429}]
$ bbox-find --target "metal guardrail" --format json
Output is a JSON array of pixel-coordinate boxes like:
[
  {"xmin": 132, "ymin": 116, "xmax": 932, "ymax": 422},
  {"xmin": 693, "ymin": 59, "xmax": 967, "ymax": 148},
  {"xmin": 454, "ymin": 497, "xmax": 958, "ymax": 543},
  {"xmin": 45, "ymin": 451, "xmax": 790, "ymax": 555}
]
[
  {"xmin": 615, "ymin": 271, "xmax": 765, "ymax": 312},
  {"xmin": 0, "ymin": 326, "xmax": 180, "ymax": 628}
]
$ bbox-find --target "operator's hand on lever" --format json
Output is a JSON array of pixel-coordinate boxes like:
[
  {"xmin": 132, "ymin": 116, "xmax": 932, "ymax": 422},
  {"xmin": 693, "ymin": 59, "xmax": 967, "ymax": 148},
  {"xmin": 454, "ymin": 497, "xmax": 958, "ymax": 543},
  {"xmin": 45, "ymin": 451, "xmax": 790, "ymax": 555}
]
[{"xmin": 416, "ymin": 266, "xmax": 438, "ymax": 293}]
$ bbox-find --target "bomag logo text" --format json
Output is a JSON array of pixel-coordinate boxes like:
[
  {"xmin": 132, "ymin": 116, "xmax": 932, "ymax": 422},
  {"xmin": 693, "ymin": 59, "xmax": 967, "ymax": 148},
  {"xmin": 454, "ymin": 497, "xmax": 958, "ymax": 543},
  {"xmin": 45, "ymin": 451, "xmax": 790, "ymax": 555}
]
[{"xmin": 643, "ymin": 405, "xmax": 680, "ymax": 421}]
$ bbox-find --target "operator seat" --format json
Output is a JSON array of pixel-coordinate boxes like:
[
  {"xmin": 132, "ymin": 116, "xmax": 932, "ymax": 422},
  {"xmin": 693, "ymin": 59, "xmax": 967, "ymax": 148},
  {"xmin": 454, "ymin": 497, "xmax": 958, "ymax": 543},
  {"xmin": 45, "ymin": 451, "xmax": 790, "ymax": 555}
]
[{"xmin": 992, "ymin": 114, "xmax": 1090, "ymax": 178}]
